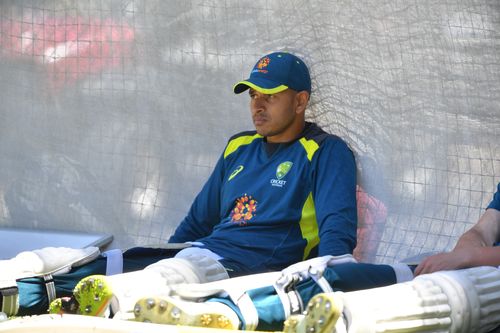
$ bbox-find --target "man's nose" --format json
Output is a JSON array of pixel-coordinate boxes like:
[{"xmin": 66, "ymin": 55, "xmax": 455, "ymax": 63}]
[{"xmin": 251, "ymin": 97, "xmax": 265, "ymax": 113}]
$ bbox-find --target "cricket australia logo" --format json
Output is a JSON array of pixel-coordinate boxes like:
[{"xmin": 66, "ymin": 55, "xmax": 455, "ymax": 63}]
[{"xmin": 270, "ymin": 161, "xmax": 293, "ymax": 187}]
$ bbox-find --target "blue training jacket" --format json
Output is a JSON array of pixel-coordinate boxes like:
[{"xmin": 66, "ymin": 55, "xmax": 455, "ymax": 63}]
[
  {"xmin": 169, "ymin": 122, "xmax": 357, "ymax": 273},
  {"xmin": 488, "ymin": 182, "xmax": 500, "ymax": 211}
]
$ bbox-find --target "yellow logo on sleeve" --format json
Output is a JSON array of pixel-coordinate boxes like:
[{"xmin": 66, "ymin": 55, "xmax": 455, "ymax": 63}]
[{"xmin": 228, "ymin": 165, "xmax": 244, "ymax": 181}]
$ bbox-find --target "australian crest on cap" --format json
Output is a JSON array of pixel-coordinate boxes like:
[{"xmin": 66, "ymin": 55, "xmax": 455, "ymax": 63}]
[{"xmin": 253, "ymin": 56, "xmax": 270, "ymax": 74}]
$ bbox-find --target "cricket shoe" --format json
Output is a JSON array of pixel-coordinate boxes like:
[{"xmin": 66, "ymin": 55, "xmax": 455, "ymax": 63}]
[
  {"xmin": 283, "ymin": 293, "xmax": 341, "ymax": 333},
  {"xmin": 72, "ymin": 275, "xmax": 114, "ymax": 317},
  {"xmin": 133, "ymin": 296, "xmax": 240, "ymax": 330},
  {"xmin": 48, "ymin": 296, "xmax": 79, "ymax": 314}
]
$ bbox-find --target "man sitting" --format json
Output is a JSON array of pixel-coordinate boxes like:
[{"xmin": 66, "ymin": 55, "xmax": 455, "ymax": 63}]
[{"xmin": 3, "ymin": 51, "xmax": 357, "ymax": 318}]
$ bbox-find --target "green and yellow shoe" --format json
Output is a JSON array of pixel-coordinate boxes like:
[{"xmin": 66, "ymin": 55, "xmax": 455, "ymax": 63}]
[
  {"xmin": 283, "ymin": 314, "xmax": 306, "ymax": 333},
  {"xmin": 283, "ymin": 293, "xmax": 341, "ymax": 333},
  {"xmin": 133, "ymin": 296, "xmax": 240, "ymax": 330},
  {"xmin": 48, "ymin": 296, "xmax": 79, "ymax": 314},
  {"xmin": 73, "ymin": 275, "xmax": 113, "ymax": 317}
]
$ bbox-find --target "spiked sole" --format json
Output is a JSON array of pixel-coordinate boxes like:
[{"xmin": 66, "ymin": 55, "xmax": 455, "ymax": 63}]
[
  {"xmin": 48, "ymin": 296, "xmax": 79, "ymax": 314},
  {"xmin": 48, "ymin": 298, "xmax": 64, "ymax": 314},
  {"xmin": 301, "ymin": 293, "xmax": 341, "ymax": 333},
  {"xmin": 73, "ymin": 275, "xmax": 113, "ymax": 317},
  {"xmin": 133, "ymin": 296, "xmax": 238, "ymax": 330},
  {"xmin": 283, "ymin": 314, "xmax": 306, "ymax": 333}
]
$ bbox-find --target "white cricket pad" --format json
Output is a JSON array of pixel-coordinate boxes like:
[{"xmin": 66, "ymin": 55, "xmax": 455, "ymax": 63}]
[{"xmin": 330, "ymin": 266, "xmax": 500, "ymax": 333}]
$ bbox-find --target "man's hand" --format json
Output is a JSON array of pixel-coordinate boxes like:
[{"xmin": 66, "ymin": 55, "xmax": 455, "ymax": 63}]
[
  {"xmin": 415, "ymin": 208, "xmax": 500, "ymax": 276},
  {"xmin": 414, "ymin": 247, "xmax": 476, "ymax": 276}
]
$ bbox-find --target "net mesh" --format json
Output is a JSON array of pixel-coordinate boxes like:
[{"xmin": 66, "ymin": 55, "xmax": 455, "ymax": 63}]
[{"xmin": 0, "ymin": 0, "xmax": 499, "ymax": 264}]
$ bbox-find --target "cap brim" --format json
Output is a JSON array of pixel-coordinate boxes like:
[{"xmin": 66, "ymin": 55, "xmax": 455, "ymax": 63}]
[{"xmin": 233, "ymin": 79, "xmax": 288, "ymax": 95}]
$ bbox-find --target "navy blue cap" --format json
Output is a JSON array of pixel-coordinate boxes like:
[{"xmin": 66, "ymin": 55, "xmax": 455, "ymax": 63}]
[{"xmin": 233, "ymin": 52, "xmax": 311, "ymax": 94}]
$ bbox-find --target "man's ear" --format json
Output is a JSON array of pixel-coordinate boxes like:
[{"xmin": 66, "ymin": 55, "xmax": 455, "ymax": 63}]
[{"xmin": 295, "ymin": 91, "xmax": 310, "ymax": 114}]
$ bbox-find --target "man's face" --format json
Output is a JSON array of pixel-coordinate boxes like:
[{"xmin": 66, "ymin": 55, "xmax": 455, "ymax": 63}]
[{"xmin": 249, "ymin": 88, "xmax": 305, "ymax": 143}]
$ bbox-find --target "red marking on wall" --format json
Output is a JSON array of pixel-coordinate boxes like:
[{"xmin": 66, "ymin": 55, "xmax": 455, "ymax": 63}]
[{"xmin": 0, "ymin": 14, "xmax": 135, "ymax": 90}]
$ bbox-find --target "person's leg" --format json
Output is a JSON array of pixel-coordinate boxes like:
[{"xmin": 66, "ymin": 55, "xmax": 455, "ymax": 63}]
[
  {"xmin": 42, "ymin": 247, "xmax": 183, "ymax": 316},
  {"xmin": 133, "ymin": 272, "xmax": 281, "ymax": 329},
  {"xmin": 11, "ymin": 246, "xmax": 192, "ymax": 316},
  {"xmin": 254, "ymin": 262, "xmax": 401, "ymax": 331},
  {"xmin": 133, "ymin": 262, "xmax": 404, "ymax": 331},
  {"xmin": 18, "ymin": 257, "xmax": 108, "ymax": 315},
  {"xmin": 291, "ymin": 266, "xmax": 500, "ymax": 333},
  {"xmin": 69, "ymin": 247, "xmax": 229, "ymax": 318}
]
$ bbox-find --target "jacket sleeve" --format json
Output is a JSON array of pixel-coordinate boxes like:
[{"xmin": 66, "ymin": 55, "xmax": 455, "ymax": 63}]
[
  {"xmin": 313, "ymin": 138, "xmax": 358, "ymax": 256},
  {"xmin": 168, "ymin": 154, "xmax": 225, "ymax": 243},
  {"xmin": 487, "ymin": 182, "xmax": 500, "ymax": 211}
]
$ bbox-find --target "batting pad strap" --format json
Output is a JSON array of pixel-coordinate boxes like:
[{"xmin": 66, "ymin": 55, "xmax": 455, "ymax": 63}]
[
  {"xmin": 102, "ymin": 249, "xmax": 123, "ymax": 276},
  {"xmin": 274, "ymin": 256, "xmax": 345, "ymax": 318},
  {"xmin": 231, "ymin": 292, "xmax": 259, "ymax": 331},
  {"xmin": 0, "ymin": 278, "xmax": 18, "ymax": 316},
  {"xmin": 43, "ymin": 274, "xmax": 56, "ymax": 305}
]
